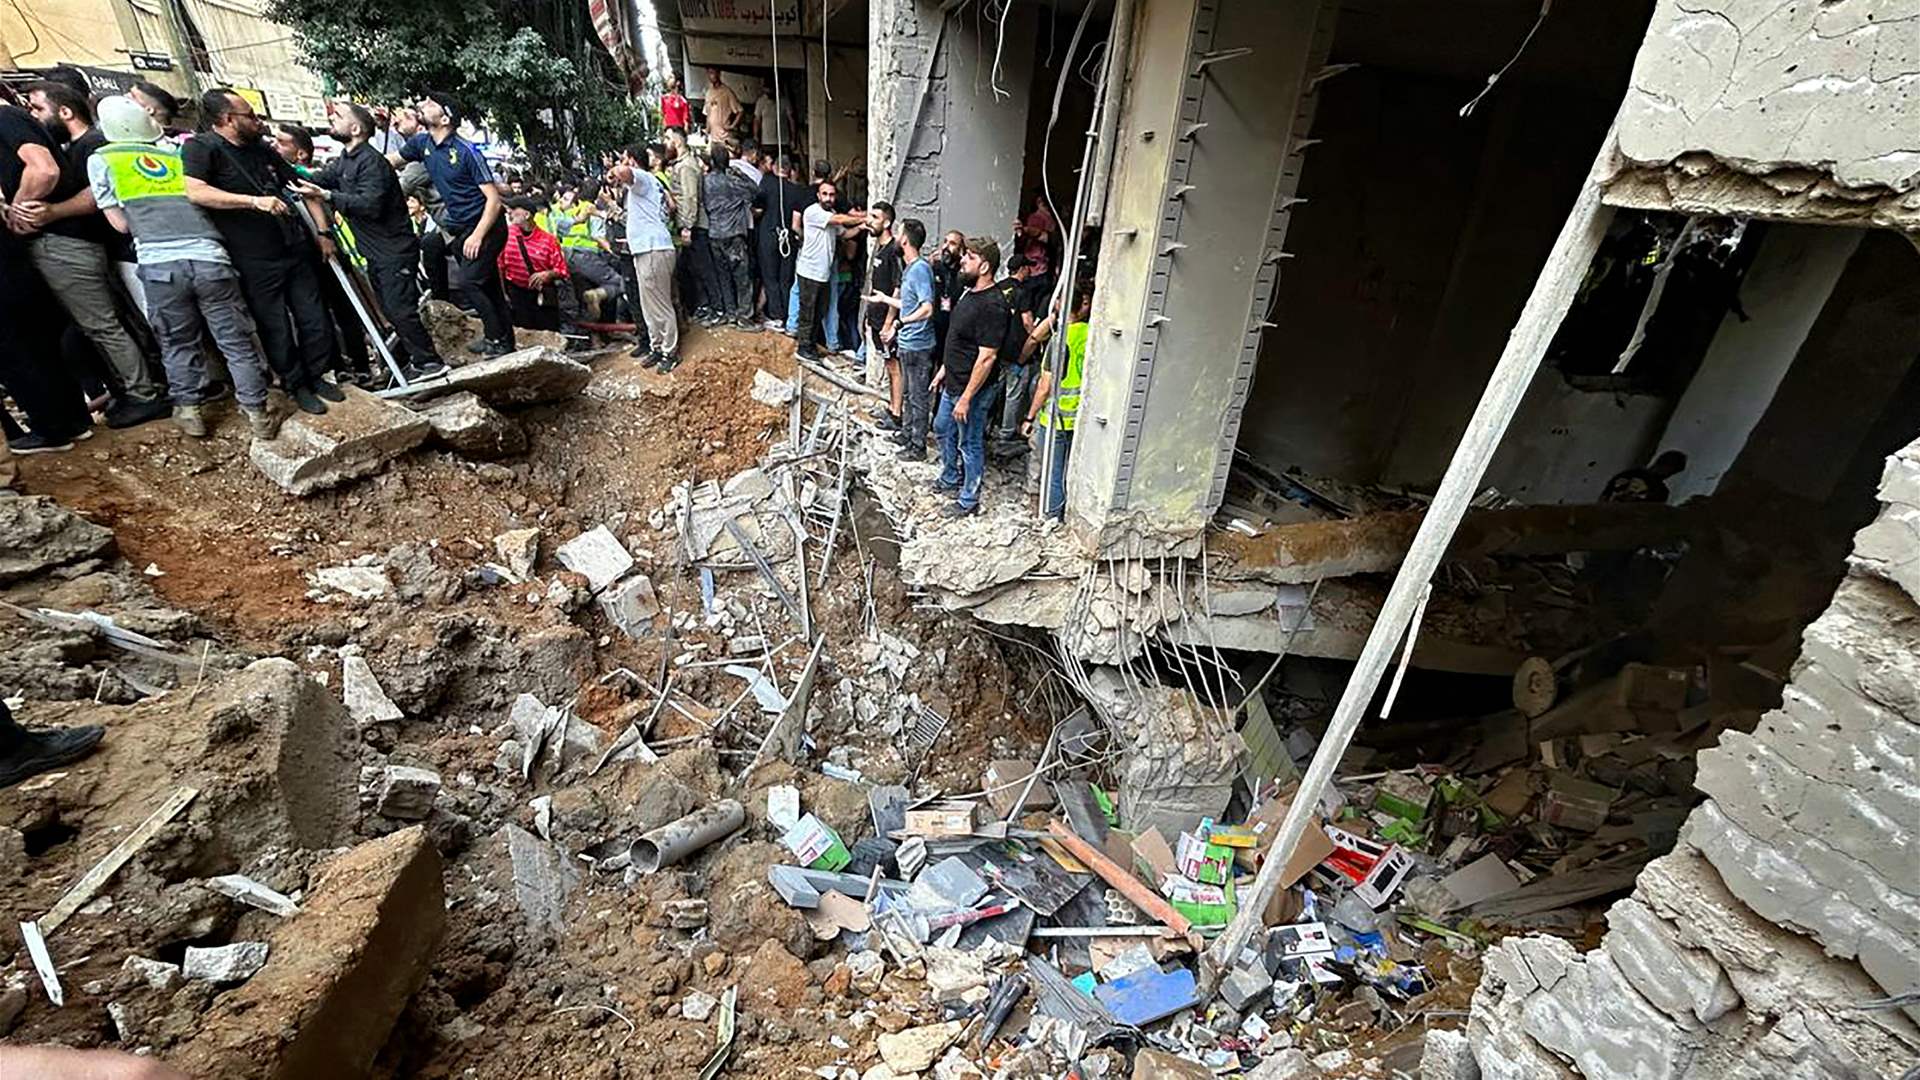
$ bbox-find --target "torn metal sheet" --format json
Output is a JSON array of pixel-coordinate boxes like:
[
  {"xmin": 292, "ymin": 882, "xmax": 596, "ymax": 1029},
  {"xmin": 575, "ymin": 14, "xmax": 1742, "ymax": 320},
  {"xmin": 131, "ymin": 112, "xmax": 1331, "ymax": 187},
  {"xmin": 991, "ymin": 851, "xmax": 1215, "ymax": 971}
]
[
  {"xmin": 204, "ymin": 875, "xmax": 300, "ymax": 917},
  {"xmin": 749, "ymin": 636, "xmax": 824, "ymax": 771},
  {"xmin": 724, "ymin": 664, "xmax": 789, "ymax": 713},
  {"xmin": 20, "ymin": 920, "xmax": 62, "ymax": 1005}
]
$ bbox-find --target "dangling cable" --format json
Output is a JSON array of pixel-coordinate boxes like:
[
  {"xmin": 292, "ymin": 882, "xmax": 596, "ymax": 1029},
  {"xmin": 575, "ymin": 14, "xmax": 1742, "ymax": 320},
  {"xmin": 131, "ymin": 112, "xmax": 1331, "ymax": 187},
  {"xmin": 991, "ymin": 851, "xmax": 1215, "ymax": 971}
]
[
  {"xmin": 773, "ymin": 0, "xmax": 792, "ymax": 259},
  {"xmin": 1460, "ymin": 0, "xmax": 1551, "ymax": 117}
]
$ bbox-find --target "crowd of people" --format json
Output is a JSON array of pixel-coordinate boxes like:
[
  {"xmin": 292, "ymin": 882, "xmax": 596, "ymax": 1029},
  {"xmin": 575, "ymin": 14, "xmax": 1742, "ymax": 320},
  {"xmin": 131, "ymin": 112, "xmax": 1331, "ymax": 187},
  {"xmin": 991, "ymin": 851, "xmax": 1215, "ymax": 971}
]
[{"xmin": 0, "ymin": 68, "xmax": 1088, "ymax": 522}]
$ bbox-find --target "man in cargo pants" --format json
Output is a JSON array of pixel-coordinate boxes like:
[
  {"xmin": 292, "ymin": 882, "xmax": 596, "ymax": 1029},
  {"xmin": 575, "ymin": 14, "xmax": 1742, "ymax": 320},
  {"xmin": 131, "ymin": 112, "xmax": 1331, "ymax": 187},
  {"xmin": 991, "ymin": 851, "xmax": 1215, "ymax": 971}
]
[{"xmin": 88, "ymin": 96, "xmax": 280, "ymax": 440}]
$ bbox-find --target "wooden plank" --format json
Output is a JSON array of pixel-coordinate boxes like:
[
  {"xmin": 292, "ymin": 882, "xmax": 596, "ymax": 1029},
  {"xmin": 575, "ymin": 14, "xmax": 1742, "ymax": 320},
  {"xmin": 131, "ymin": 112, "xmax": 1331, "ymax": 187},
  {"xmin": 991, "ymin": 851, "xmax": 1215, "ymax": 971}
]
[{"xmin": 41, "ymin": 786, "xmax": 198, "ymax": 935}]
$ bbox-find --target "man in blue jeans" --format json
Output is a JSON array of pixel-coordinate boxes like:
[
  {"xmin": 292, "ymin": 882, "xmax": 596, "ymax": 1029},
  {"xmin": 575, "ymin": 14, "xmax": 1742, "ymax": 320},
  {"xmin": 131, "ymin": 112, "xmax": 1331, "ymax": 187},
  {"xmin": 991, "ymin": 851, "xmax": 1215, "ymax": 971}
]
[{"xmin": 931, "ymin": 237, "xmax": 1009, "ymax": 518}]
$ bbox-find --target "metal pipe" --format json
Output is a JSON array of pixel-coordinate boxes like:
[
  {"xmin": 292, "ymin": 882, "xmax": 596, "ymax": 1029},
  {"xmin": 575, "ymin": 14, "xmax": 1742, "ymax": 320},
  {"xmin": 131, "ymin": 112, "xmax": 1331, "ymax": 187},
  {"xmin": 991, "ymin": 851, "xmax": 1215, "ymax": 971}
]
[
  {"xmin": 632, "ymin": 800, "xmax": 746, "ymax": 873},
  {"xmin": 1084, "ymin": 0, "xmax": 1137, "ymax": 227}
]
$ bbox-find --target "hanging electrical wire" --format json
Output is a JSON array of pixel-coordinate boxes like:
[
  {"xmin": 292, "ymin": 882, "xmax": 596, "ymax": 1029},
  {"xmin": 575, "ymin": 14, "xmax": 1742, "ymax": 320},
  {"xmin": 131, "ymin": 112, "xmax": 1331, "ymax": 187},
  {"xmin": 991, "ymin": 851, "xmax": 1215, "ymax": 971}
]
[{"xmin": 1460, "ymin": 0, "xmax": 1552, "ymax": 118}]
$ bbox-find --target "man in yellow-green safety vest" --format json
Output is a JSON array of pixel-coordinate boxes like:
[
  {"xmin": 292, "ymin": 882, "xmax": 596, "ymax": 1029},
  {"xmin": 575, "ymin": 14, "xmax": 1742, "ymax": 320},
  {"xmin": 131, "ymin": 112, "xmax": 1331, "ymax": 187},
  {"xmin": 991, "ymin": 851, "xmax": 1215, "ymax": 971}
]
[
  {"xmin": 545, "ymin": 182, "xmax": 626, "ymax": 321},
  {"xmin": 1021, "ymin": 284, "xmax": 1091, "ymax": 521}
]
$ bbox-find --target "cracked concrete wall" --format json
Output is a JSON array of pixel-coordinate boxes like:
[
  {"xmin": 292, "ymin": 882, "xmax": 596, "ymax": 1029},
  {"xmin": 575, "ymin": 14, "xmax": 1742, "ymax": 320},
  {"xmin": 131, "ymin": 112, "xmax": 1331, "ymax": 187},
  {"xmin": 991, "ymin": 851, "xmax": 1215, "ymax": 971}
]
[
  {"xmin": 868, "ymin": 0, "xmax": 1033, "ymax": 241},
  {"xmin": 1437, "ymin": 438, "xmax": 1920, "ymax": 1079},
  {"xmin": 1609, "ymin": 0, "xmax": 1920, "ymax": 227}
]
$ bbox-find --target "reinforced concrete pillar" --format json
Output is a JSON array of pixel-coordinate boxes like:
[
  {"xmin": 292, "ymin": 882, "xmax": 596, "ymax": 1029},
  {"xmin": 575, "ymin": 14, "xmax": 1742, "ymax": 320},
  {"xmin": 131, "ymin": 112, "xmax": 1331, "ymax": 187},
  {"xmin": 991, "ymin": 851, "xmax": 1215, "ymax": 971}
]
[
  {"xmin": 868, "ymin": 0, "xmax": 1034, "ymax": 241},
  {"xmin": 1065, "ymin": 0, "xmax": 1334, "ymax": 556}
]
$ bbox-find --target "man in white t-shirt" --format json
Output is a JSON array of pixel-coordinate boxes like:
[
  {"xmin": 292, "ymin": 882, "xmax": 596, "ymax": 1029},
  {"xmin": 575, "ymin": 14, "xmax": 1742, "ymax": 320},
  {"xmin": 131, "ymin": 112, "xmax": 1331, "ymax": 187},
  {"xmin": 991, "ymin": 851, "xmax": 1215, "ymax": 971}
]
[
  {"xmin": 611, "ymin": 142, "xmax": 681, "ymax": 370},
  {"xmin": 791, "ymin": 179, "xmax": 863, "ymax": 362}
]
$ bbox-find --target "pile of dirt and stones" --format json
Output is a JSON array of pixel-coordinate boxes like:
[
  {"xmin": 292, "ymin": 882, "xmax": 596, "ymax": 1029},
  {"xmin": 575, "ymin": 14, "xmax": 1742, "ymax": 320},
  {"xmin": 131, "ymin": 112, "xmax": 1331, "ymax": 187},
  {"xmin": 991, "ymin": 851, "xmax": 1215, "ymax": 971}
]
[{"xmin": 1, "ymin": 327, "xmax": 1716, "ymax": 1080}]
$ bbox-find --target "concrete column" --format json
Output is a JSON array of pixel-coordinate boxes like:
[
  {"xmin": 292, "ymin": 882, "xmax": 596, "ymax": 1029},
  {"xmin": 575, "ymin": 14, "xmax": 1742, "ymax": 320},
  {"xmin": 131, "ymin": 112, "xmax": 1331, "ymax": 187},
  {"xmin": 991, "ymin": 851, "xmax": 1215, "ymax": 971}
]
[
  {"xmin": 1065, "ymin": 0, "xmax": 1332, "ymax": 556},
  {"xmin": 867, "ymin": 0, "xmax": 1033, "ymax": 240}
]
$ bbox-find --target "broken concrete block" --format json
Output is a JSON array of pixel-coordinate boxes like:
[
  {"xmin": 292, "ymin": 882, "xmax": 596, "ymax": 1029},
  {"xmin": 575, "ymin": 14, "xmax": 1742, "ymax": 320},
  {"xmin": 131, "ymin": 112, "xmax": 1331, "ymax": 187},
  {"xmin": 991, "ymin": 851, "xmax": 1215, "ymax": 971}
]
[
  {"xmin": 310, "ymin": 564, "xmax": 391, "ymax": 600},
  {"xmin": 750, "ymin": 367, "xmax": 797, "ymax": 406},
  {"xmin": 723, "ymin": 466, "xmax": 776, "ymax": 502},
  {"xmin": 554, "ymin": 525, "xmax": 634, "ymax": 592},
  {"xmin": 417, "ymin": 390, "xmax": 527, "ymax": 458},
  {"xmin": 435, "ymin": 346, "xmax": 592, "ymax": 406},
  {"xmin": 122, "ymin": 956, "xmax": 182, "ymax": 992},
  {"xmin": 681, "ymin": 988, "xmax": 719, "ymax": 1020},
  {"xmin": 1418, "ymin": 1028, "xmax": 1478, "ymax": 1080},
  {"xmin": 1244, "ymin": 1049, "xmax": 1321, "ymax": 1079},
  {"xmin": 877, "ymin": 1020, "xmax": 965, "ymax": 1074},
  {"xmin": 0, "ymin": 495, "xmax": 114, "ymax": 583},
  {"xmin": 341, "ymin": 654, "xmax": 404, "ymax": 724},
  {"xmin": 1132, "ymin": 1048, "xmax": 1216, "ymax": 1080},
  {"xmin": 1220, "ymin": 959, "xmax": 1274, "ymax": 1012},
  {"xmin": 250, "ymin": 386, "xmax": 433, "ymax": 496},
  {"xmin": 205, "ymin": 874, "xmax": 300, "ymax": 917},
  {"xmin": 376, "ymin": 765, "xmax": 442, "ymax": 820},
  {"xmin": 501, "ymin": 823, "xmax": 579, "ymax": 936},
  {"xmin": 207, "ymin": 658, "xmax": 358, "ymax": 851},
  {"xmin": 494, "ymin": 527, "xmax": 541, "ymax": 581},
  {"xmin": 172, "ymin": 827, "xmax": 446, "ymax": 1080},
  {"xmin": 599, "ymin": 573, "xmax": 660, "ymax": 639},
  {"xmin": 183, "ymin": 942, "xmax": 269, "ymax": 984}
]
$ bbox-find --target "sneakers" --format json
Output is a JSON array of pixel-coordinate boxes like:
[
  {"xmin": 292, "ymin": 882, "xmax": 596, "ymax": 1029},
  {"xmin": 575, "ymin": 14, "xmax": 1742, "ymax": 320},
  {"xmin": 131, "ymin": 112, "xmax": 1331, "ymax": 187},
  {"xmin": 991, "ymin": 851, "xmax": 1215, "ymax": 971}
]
[
  {"xmin": 311, "ymin": 378, "xmax": 347, "ymax": 403},
  {"xmin": 563, "ymin": 334, "xmax": 594, "ymax": 353},
  {"xmin": 290, "ymin": 386, "xmax": 328, "ymax": 415},
  {"xmin": 657, "ymin": 353, "xmax": 682, "ymax": 373},
  {"xmin": 628, "ymin": 342, "xmax": 653, "ymax": 360},
  {"xmin": 172, "ymin": 404, "xmax": 208, "ymax": 438},
  {"xmin": 465, "ymin": 339, "xmax": 491, "ymax": 355},
  {"xmin": 931, "ymin": 479, "xmax": 959, "ymax": 495},
  {"xmin": 104, "ymin": 398, "xmax": 172, "ymax": 430},
  {"xmin": 939, "ymin": 500, "xmax": 980, "ymax": 519},
  {"xmin": 7, "ymin": 432, "xmax": 75, "ymax": 455},
  {"xmin": 0, "ymin": 723, "xmax": 105, "ymax": 789},
  {"xmin": 897, "ymin": 447, "xmax": 926, "ymax": 462},
  {"xmin": 409, "ymin": 358, "xmax": 449, "ymax": 377},
  {"xmin": 796, "ymin": 347, "xmax": 821, "ymax": 363},
  {"xmin": 640, "ymin": 350, "xmax": 663, "ymax": 370},
  {"xmin": 243, "ymin": 407, "xmax": 283, "ymax": 440},
  {"xmin": 876, "ymin": 412, "xmax": 902, "ymax": 432},
  {"xmin": 479, "ymin": 338, "xmax": 516, "ymax": 357}
]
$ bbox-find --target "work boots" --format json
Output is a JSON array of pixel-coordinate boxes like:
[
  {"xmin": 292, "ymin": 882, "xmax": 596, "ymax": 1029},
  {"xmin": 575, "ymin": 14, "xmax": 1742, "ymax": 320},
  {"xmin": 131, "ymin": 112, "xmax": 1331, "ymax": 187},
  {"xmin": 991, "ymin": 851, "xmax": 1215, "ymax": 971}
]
[
  {"xmin": 243, "ymin": 407, "xmax": 283, "ymax": 441},
  {"xmin": 172, "ymin": 404, "xmax": 208, "ymax": 438}
]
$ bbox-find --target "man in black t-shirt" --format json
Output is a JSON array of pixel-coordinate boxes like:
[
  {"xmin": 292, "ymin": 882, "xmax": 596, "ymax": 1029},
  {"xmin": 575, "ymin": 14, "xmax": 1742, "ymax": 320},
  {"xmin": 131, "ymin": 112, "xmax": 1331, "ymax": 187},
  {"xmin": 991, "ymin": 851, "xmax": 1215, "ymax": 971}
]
[
  {"xmin": 864, "ymin": 201, "xmax": 905, "ymax": 430},
  {"xmin": 991, "ymin": 253, "xmax": 1046, "ymax": 443},
  {"xmin": 184, "ymin": 87, "xmax": 341, "ymax": 415},
  {"xmin": 17, "ymin": 81, "xmax": 168, "ymax": 428},
  {"xmin": 0, "ymin": 96, "xmax": 93, "ymax": 453},
  {"xmin": 930, "ymin": 237, "xmax": 1008, "ymax": 518}
]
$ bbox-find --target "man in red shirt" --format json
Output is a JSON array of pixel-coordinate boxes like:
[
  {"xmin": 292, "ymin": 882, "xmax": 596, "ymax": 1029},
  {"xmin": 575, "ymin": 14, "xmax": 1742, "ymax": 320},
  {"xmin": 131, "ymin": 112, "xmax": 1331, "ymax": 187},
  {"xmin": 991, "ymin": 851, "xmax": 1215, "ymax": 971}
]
[
  {"xmin": 660, "ymin": 75, "xmax": 692, "ymax": 134},
  {"xmin": 498, "ymin": 197, "xmax": 588, "ymax": 350}
]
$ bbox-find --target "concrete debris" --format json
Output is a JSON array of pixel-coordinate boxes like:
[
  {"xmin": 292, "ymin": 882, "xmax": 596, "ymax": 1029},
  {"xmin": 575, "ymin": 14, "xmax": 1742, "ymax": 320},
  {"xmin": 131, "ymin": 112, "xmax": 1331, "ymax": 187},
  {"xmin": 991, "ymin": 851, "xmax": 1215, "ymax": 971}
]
[
  {"xmin": 554, "ymin": 525, "xmax": 635, "ymax": 592},
  {"xmin": 417, "ymin": 390, "xmax": 528, "ymax": 458},
  {"xmin": 426, "ymin": 345, "xmax": 593, "ymax": 406},
  {"xmin": 122, "ymin": 955, "xmax": 182, "ymax": 992},
  {"xmin": 878, "ymin": 1020, "xmax": 965, "ymax": 1074},
  {"xmin": 375, "ymin": 764, "xmax": 443, "ymax": 820},
  {"xmin": 341, "ymin": 654, "xmax": 405, "ymax": 724},
  {"xmin": 494, "ymin": 527, "xmax": 542, "ymax": 581},
  {"xmin": 250, "ymin": 385, "xmax": 434, "ymax": 495},
  {"xmin": 174, "ymin": 828, "xmax": 446, "ymax": 1079},
  {"xmin": 309, "ymin": 563, "xmax": 393, "ymax": 600},
  {"xmin": 204, "ymin": 875, "xmax": 301, "ymax": 918},
  {"xmin": 501, "ymin": 824, "xmax": 580, "ymax": 936},
  {"xmin": 599, "ymin": 572, "xmax": 661, "ymax": 638},
  {"xmin": 182, "ymin": 942, "xmax": 270, "ymax": 984},
  {"xmin": 750, "ymin": 367, "xmax": 798, "ymax": 406},
  {"xmin": 0, "ymin": 495, "xmax": 114, "ymax": 583},
  {"xmin": 682, "ymin": 988, "xmax": 720, "ymax": 1021}
]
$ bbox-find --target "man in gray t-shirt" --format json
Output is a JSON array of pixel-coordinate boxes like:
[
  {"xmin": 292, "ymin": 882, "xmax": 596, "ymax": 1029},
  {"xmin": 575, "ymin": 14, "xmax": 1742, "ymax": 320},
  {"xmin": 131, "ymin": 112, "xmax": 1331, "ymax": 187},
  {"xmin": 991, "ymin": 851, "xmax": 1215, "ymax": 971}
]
[{"xmin": 614, "ymin": 144, "xmax": 680, "ymax": 369}]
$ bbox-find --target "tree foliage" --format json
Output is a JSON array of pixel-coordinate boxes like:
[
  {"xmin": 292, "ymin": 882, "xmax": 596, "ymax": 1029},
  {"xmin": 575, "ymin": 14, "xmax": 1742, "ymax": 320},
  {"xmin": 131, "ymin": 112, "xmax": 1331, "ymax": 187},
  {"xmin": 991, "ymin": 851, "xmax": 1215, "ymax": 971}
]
[{"xmin": 265, "ymin": 0, "xmax": 651, "ymax": 172}]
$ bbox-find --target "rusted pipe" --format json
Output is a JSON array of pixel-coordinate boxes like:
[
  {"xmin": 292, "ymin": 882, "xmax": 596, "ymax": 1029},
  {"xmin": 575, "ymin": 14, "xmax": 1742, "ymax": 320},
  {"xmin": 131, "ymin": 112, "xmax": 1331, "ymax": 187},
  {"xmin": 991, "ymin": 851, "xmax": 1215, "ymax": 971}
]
[{"xmin": 633, "ymin": 800, "xmax": 746, "ymax": 873}]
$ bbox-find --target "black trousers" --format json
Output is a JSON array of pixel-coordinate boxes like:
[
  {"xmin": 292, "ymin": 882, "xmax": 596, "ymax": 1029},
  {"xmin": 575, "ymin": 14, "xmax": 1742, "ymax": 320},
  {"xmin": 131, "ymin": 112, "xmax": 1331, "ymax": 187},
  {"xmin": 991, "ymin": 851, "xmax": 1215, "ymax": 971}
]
[
  {"xmin": 0, "ymin": 249, "xmax": 89, "ymax": 439},
  {"xmin": 794, "ymin": 275, "xmax": 829, "ymax": 356},
  {"xmin": 314, "ymin": 255, "xmax": 369, "ymax": 369},
  {"xmin": 443, "ymin": 219, "xmax": 514, "ymax": 345},
  {"xmin": 760, "ymin": 228, "xmax": 796, "ymax": 322},
  {"xmin": 710, "ymin": 234, "xmax": 753, "ymax": 319},
  {"xmin": 678, "ymin": 227, "xmax": 721, "ymax": 315},
  {"xmin": 420, "ymin": 227, "xmax": 451, "ymax": 301},
  {"xmin": 366, "ymin": 249, "xmax": 444, "ymax": 367},
  {"xmin": 900, "ymin": 347, "xmax": 935, "ymax": 448},
  {"xmin": 232, "ymin": 252, "xmax": 335, "ymax": 389},
  {"xmin": 506, "ymin": 279, "xmax": 580, "ymax": 331}
]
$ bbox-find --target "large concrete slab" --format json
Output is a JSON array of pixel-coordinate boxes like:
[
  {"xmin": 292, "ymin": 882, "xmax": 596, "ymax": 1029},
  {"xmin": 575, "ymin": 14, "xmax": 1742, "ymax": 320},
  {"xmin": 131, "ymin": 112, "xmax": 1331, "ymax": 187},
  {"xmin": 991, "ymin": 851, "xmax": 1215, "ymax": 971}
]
[
  {"xmin": 418, "ymin": 347, "xmax": 592, "ymax": 408},
  {"xmin": 250, "ymin": 387, "xmax": 432, "ymax": 496},
  {"xmin": 0, "ymin": 495, "xmax": 114, "ymax": 582}
]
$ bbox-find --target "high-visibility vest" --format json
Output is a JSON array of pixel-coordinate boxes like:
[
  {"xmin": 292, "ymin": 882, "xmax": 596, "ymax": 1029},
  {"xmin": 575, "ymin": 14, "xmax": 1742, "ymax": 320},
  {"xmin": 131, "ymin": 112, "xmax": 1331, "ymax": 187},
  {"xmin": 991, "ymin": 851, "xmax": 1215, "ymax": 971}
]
[
  {"xmin": 95, "ymin": 142, "xmax": 223, "ymax": 243},
  {"xmin": 550, "ymin": 204, "xmax": 598, "ymax": 250},
  {"xmin": 1037, "ymin": 320, "xmax": 1087, "ymax": 432}
]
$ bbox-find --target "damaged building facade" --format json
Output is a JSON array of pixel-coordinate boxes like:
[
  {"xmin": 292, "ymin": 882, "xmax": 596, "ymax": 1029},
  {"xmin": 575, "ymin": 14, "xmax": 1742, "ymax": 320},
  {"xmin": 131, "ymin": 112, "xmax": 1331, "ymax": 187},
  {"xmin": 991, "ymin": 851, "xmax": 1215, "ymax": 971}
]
[{"xmin": 865, "ymin": 0, "xmax": 1920, "ymax": 1075}]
